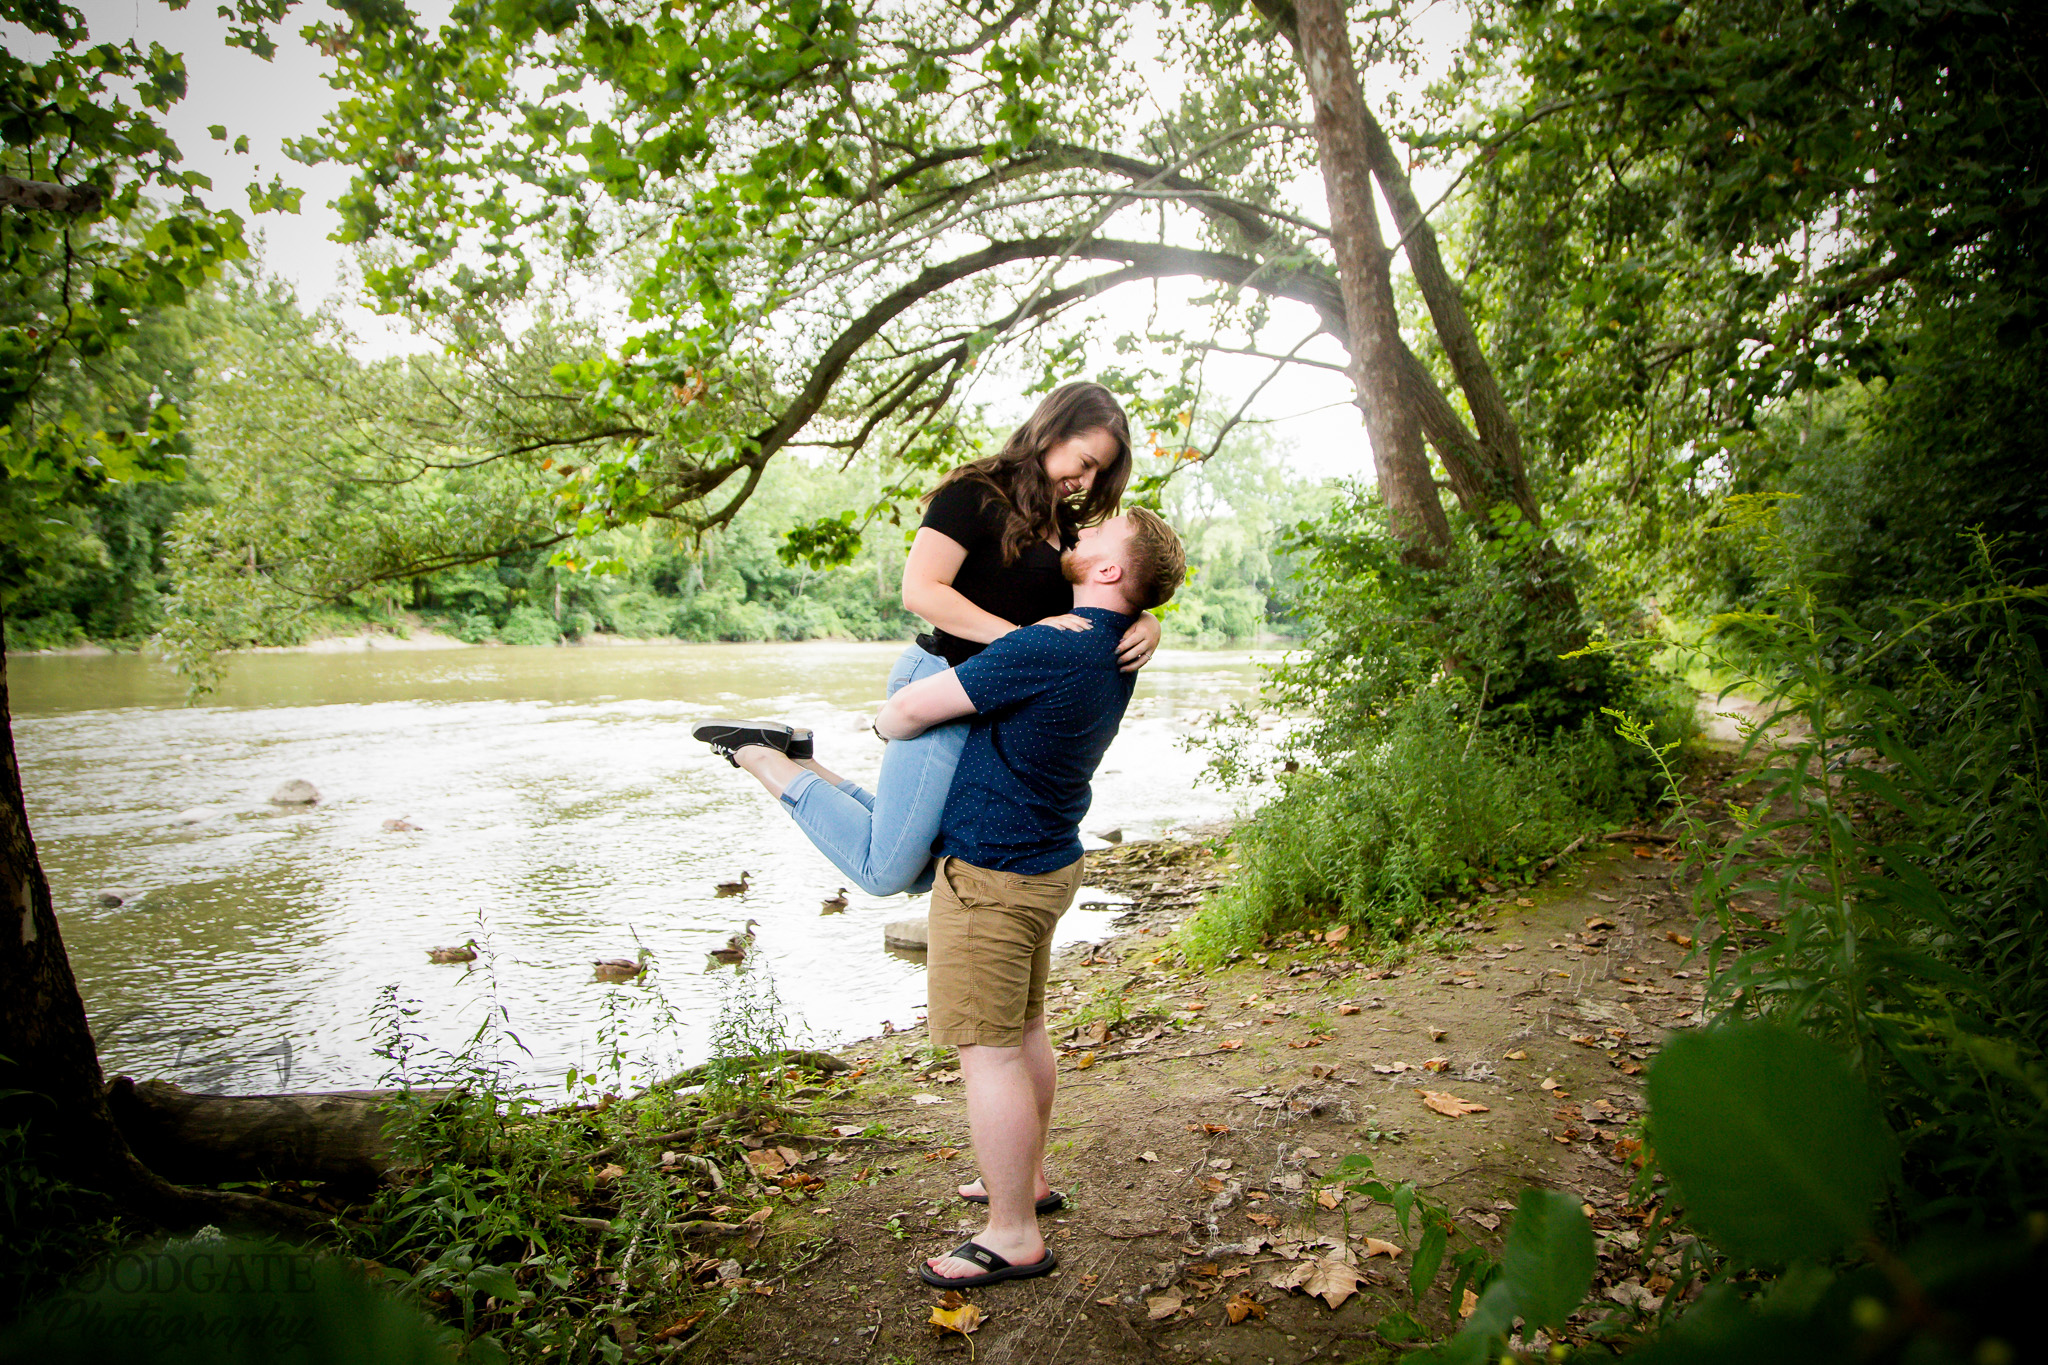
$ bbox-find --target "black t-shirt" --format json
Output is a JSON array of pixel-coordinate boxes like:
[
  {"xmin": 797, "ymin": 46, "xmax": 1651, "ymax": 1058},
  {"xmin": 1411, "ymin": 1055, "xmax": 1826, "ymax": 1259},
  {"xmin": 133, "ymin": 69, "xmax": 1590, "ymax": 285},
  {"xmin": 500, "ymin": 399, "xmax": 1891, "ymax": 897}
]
[{"xmin": 917, "ymin": 479, "xmax": 1078, "ymax": 667}]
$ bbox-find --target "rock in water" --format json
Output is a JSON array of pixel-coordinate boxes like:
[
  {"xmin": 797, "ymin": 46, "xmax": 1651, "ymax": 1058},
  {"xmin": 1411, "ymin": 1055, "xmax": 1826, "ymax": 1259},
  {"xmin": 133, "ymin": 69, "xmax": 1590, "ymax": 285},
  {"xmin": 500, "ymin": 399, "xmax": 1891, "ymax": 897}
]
[
  {"xmin": 1094, "ymin": 827, "xmax": 1124, "ymax": 844},
  {"xmin": 170, "ymin": 807, "xmax": 222, "ymax": 826},
  {"xmin": 96, "ymin": 887, "xmax": 141, "ymax": 907},
  {"xmin": 269, "ymin": 779, "xmax": 321, "ymax": 805},
  {"xmin": 883, "ymin": 916, "xmax": 928, "ymax": 952}
]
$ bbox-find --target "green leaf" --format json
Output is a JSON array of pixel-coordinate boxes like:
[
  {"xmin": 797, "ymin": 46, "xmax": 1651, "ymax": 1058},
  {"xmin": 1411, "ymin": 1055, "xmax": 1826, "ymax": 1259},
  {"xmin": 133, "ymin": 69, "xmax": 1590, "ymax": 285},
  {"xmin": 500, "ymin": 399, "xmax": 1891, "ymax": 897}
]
[
  {"xmin": 1493, "ymin": 1188, "xmax": 1594, "ymax": 1329},
  {"xmin": 1646, "ymin": 1021, "xmax": 1892, "ymax": 1263}
]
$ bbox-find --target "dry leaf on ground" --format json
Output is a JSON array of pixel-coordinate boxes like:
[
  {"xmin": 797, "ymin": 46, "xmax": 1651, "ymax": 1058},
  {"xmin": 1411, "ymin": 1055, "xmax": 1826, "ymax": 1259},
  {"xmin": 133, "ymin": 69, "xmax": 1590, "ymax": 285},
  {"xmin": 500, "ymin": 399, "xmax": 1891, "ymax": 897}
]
[
  {"xmin": 1372, "ymin": 1062, "xmax": 1410, "ymax": 1074},
  {"xmin": 743, "ymin": 1149, "xmax": 787, "ymax": 1178},
  {"xmin": 1073, "ymin": 1050, "xmax": 1097, "ymax": 1070},
  {"xmin": 1316, "ymin": 1189, "xmax": 1340, "ymax": 1210},
  {"xmin": 1224, "ymin": 1291, "xmax": 1266, "ymax": 1324},
  {"xmin": 1360, "ymin": 1237, "xmax": 1403, "ymax": 1258},
  {"xmin": 1146, "ymin": 1291, "xmax": 1185, "ymax": 1320},
  {"xmin": 1324, "ymin": 924, "xmax": 1351, "ymax": 944},
  {"xmin": 1337, "ymin": 1003, "xmax": 1361, "ymax": 1016},
  {"xmin": 930, "ymin": 1299, "xmax": 983, "ymax": 1336},
  {"xmin": 1418, "ymin": 1090, "xmax": 1490, "ymax": 1117},
  {"xmin": 910, "ymin": 1093, "xmax": 945, "ymax": 1105},
  {"xmin": 1460, "ymin": 1288, "xmax": 1480, "ymax": 1318},
  {"xmin": 1214, "ymin": 1040, "xmax": 1244, "ymax": 1052},
  {"xmin": 1138, "ymin": 1151, "xmax": 1159, "ymax": 1163},
  {"xmin": 1505, "ymin": 1049, "xmax": 1529, "ymax": 1060},
  {"xmin": 1585, "ymin": 916, "xmax": 1616, "ymax": 930},
  {"xmin": 1270, "ymin": 1256, "xmax": 1370, "ymax": 1310}
]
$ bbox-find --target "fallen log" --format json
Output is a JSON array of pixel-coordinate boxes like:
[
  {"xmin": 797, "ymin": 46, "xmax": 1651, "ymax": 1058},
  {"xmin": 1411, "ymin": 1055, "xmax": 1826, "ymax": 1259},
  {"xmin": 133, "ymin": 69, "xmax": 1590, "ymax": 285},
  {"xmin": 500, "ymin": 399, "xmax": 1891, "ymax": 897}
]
[{"xmin": 105, "ymin": 1076, "xmax": 456, "ymax": 1188}]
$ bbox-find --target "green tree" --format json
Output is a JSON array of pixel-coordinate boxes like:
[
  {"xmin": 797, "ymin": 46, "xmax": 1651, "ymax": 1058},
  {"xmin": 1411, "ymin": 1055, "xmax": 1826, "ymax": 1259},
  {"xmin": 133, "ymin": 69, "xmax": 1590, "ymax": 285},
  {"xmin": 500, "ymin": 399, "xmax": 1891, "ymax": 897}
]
[{"xmin": 1, "ymin": 0, "xmax": 319, "ymax": 1235}]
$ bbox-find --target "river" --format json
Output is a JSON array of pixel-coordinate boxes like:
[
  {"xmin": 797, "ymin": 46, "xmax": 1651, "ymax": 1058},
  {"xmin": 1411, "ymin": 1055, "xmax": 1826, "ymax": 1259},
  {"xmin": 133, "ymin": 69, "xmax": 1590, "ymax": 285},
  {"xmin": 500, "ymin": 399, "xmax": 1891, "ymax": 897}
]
[{"xmin": 9, "ymin": 640, "xmax": 1275, "ymax": 1096}]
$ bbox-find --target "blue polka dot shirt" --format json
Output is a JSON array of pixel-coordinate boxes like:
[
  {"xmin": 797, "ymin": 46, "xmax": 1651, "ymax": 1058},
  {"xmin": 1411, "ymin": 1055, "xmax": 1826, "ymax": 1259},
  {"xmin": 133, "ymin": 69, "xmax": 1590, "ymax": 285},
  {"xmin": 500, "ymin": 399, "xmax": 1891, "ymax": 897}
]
[{"xmin": 935, "ymin": 607, "xmax": 1138, "ymax": 874}]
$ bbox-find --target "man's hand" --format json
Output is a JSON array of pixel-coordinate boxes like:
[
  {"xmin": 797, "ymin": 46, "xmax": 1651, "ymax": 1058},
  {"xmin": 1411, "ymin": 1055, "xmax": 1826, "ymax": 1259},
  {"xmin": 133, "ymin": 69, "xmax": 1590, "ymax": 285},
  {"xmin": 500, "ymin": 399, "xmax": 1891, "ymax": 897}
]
[
  {"xmin": 1117, "ymin": 611, "xmax": 1162, "ymax": 673},
  {"xmin": 874, "ymin": 668, "xmax": 977, "ymax": 740}
]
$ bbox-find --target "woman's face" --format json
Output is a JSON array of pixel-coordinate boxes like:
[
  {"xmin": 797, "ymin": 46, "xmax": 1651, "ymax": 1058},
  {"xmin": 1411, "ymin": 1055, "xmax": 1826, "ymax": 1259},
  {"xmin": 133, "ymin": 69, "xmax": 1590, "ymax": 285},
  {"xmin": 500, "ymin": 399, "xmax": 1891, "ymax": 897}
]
[{"xmin": 1040, "ymin": 428, "xmax": 1119, "ymax": 500}]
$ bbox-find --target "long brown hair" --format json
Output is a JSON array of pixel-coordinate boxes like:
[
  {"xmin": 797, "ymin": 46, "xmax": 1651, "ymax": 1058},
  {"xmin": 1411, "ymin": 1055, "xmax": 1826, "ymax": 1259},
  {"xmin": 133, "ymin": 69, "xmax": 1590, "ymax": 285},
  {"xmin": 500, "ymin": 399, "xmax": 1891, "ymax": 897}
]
[{"xmin": 923, "ymin": 382, "xmax": 1133, "ymax": 565}]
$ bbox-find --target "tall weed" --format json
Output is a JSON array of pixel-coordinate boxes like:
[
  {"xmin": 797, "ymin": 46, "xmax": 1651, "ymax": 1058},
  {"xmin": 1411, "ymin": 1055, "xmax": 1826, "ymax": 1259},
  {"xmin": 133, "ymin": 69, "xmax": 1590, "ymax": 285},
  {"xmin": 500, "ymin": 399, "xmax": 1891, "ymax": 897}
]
[{"xmin": 1649, "ymin": 502, "xmax": 2048, "ymax": 1221}]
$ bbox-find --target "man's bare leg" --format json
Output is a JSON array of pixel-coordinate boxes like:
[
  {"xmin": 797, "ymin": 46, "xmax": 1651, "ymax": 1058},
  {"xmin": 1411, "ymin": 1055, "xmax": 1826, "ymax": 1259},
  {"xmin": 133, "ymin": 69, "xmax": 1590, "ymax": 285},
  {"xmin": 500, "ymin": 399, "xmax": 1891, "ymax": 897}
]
[
  {"xmin": 925, "ymin": 1027, "xmax": 1053, "ymax": 1279},
  {"xmin": 958, "ymin": 1015, "xmax": 1056, "ymax": 1204}
]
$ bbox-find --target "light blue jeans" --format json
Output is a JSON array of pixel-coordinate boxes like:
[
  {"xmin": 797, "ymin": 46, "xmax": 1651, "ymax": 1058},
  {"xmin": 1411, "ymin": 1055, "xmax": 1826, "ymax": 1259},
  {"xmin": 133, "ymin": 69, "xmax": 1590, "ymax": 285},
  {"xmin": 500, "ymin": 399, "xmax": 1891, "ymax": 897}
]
[{"xmin": 779, "ymin": 643, "xmax": 964, "ymax": 895}]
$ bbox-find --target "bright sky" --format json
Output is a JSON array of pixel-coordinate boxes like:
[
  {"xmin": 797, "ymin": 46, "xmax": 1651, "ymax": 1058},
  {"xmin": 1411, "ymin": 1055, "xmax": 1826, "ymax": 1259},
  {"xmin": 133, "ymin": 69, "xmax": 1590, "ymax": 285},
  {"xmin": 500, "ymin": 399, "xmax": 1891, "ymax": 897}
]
[{"xmin": 55, "ymin": 0, "xmax": 1473, "ymax": 486}]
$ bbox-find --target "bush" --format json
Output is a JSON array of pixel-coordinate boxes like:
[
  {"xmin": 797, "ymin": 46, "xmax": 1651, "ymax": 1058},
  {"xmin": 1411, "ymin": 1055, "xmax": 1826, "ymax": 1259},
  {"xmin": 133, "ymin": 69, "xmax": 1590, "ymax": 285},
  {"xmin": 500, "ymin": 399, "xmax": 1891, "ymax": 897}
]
[
  {"xmin": 1185, "ymin": 487, "xmax": 1692, "ymax": 959},
  {"xmin": 496, "ymin": 603, "xmax": 561, "ymax": 646},
  {"xmin": 1, "ymin": 610, "xmax": 85, "ymax": 652}
]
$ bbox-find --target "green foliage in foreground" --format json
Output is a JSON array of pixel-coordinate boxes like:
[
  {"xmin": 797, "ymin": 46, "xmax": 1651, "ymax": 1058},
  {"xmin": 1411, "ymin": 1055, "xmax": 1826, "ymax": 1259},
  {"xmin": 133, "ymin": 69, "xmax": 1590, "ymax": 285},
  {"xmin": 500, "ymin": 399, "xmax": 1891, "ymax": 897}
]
[{"xmin": 1398, "ymin": 1022, "xmax": 2041, "ymax": 1365}]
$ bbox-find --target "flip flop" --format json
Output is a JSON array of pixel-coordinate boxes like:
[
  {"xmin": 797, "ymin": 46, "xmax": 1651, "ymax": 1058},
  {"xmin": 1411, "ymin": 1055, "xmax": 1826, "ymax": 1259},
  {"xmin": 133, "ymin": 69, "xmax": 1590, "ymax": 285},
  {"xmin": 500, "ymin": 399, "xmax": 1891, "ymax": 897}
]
[
  {"xmin": 961, "ymin": 1189, "xmax": 1067, "ymax": 1214},
  {"xmin": 916, "ymin": 1241, "xmax": 1059, "ymax": 1289}
]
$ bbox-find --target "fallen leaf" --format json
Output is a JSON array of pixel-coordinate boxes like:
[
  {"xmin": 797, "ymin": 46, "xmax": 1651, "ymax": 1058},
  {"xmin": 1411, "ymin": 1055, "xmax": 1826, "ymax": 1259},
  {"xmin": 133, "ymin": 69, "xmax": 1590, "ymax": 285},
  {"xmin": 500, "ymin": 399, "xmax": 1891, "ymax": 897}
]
[
  {"xmin": 830, "ymin": 1124, "xmax": 864, "ymax": 1138},
  {"xmin": 1585, "ymin": 916, "xmax": 1616, "ymax": 930},
  {"xmin": 1592, "ymin": 892, "xmax": 1620, "ymax": 903},
  {"xmin": 1146, "ymin": 1292, "xmax": 1184, "ymax": 1321},
  {"xmin": 1337, "ymin": 1003, "xmax": 1361, "ymax": 1016},
  {"xmin": 742, "ymin": 1150, "xmax": 787, "ymax": 1178},
  {"xmin": 1569, "ymin": 1034, "xmax": 1598, "ymax": 1047},
  {"xmin": 1271, "ymin": 1256, "xmax": 1369, "ymax": 1310},
  {"xmin": 1214, "ymin": 1040, "xmax": 1244, "ymax": 1052},
  {"xmin": 1371, "ymin": 1062, "xmax": 1410, "ymax": 1074},
  {"xmin": 649, "ymin": 1310, "xmax": 706, "ymax": 1343},
  {"xmin": 921, "ymin": 1147, "xmax": 960, "ymax": 1161},
  {"xmin": 1418, "ymin": 1090, "xmax": 1490, "ymax": 1118},
  {"xmin": 742, "ymin": 1206, "xmax": 773, "ymax": 1227},
  {"xmin": 1199, "ymin": 1176, "xmax": 1228, "ymax": 1194},
  {"xmin": 1187, "ymin": 1121, "xmax": 1231, "ymax": 1135},
  {"xmin": 929, "ymin": 1300, "xmax": 983, "ymax": 1336},
  {"xmin": 1466, "ymin": 1212, "xmax": 1501, "ymax": 1231},
  {"xmin": 1423, "ymin": 1057, "xmax": 1451, "ymax": 1073},
  {"xmin": 1428, "ymin": 1028, "xmax": 1448, "ymax": 1042},
  {"xmin": 910, "ymin": 1093, "xmax": 945, "ymax": 1105},
  {"xmin": 1516, "ymin": 897, "xmax": 1535, "ymax": 908},
  {"xmin": 1666, "ymin": 930, "xmax": 1694, "ymax": 948},
  {"xmin": 1460, "ymin": 1287, "xmax": 1480, "ymax": 1318},
  {"xmin": 1505, "ymin": 1049, "xmax": 1529, "ymax": 1060},
  {"xmin": 1324, "ymin": 924, "xmax": 1351, "ymax": 945},
  {"xmin": 1316, "ymin": 1189, "xmax": 1340, "ymax": 1210},
  {"xmin": 1224, "ymin": 1291, "xmax": 1267, "ymax": 1324},
  {"xmin": 594, "ymin": 1163, "xmax": 627, "ymax": 1183},
  {"xmin": 1360, "ymin": 1237, "xmax": 1403, "ymax": 1259},
  {"xmin": 1138, "ymin": 1151, "xmax": 1159, "ymax": 1163},
  {"xmin": 1620, "ymin": 1061, "xmax": 1644, "ymax": 1076},
  {"xmin": 1074, "ymin": 1050, "xmax": 1097, "ymax": 1070},
  {"xmin": 1246, "ymin": 1211, "xmax": 1281, "ymax": 1228},
  {"xmin": 1540, "ymin": 1076, "xmax": 1562, "ymax": 1091}
]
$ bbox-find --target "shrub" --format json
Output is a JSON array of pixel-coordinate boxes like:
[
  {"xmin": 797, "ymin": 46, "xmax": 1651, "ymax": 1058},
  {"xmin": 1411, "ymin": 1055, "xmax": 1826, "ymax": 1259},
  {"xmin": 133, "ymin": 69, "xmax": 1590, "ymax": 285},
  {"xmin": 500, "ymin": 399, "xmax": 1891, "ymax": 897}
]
[{"xmin": 496, "ymin": 603, "xmax": 561, "ymax": 646}]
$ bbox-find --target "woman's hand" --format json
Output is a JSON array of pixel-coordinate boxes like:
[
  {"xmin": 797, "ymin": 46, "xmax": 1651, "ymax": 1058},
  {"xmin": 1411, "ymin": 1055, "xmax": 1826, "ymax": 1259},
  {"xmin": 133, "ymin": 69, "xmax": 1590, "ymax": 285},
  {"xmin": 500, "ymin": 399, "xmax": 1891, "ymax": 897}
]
[
  {"xmin": 1117, "ymin": 611, "xmax": 1162, "ymax": 673},
  {"xmin": 1033, "ymin": 612, "xmax": 1093, "ymax": 632}
]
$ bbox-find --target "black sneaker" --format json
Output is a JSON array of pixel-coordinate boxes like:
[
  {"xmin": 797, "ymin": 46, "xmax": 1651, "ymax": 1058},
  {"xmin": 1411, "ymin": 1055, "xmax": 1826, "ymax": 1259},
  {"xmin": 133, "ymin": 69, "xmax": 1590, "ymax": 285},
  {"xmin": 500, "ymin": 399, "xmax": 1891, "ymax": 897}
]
[{"xmin": 691, "ymin": 720, "xmax": 814, "ymax": 760}]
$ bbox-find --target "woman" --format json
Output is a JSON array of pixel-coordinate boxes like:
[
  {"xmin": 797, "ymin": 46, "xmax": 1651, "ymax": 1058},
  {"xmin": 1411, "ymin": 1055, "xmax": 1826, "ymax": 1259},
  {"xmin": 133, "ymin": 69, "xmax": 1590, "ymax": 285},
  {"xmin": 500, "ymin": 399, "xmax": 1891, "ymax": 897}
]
[{"xmin": 693, "ymin": 382, "xmax": 1161, "ymax": 894}]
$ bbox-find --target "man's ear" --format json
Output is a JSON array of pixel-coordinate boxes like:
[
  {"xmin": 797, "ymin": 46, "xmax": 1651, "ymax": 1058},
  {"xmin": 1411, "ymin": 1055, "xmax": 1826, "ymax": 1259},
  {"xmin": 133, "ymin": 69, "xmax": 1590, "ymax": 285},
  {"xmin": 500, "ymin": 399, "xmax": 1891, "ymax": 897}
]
[{"xmin": 1095, "ymin": 559, "xmax": 1125, "ymax": 585}]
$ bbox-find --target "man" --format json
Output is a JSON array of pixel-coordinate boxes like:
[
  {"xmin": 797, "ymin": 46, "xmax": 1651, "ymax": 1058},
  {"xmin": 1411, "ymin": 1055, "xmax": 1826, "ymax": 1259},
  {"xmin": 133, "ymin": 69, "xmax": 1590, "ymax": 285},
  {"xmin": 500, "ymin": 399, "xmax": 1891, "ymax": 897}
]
[{"xmin": 873, "ymin": 507, "xmax": 1186, "ymax": 1288}]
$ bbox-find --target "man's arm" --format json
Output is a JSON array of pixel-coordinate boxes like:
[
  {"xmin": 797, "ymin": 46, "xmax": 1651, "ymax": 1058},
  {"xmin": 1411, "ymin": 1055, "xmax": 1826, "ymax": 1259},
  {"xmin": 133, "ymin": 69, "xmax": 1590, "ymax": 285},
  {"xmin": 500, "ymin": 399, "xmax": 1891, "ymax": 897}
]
[{"xmin": 875, "ymin": 668, "xmax": 977, "ymax": 740}]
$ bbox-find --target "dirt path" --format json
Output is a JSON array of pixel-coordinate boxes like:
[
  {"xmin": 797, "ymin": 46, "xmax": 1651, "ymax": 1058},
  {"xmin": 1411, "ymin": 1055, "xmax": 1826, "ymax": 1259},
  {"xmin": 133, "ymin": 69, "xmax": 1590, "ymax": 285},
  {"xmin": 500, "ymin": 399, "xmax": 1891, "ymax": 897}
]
[{"xmin": 676, "ymin": 833, "xmax": 1714, "ymax": 1364}]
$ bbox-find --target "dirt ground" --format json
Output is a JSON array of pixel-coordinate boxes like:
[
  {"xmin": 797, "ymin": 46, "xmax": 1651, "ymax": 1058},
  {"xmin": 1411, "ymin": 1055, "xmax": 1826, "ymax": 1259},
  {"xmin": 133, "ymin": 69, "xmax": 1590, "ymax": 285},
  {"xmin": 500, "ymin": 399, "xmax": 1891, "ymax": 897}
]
[{"xmin": 670, "ymin": 815, "xmax": 1726, "ymax": 1365}]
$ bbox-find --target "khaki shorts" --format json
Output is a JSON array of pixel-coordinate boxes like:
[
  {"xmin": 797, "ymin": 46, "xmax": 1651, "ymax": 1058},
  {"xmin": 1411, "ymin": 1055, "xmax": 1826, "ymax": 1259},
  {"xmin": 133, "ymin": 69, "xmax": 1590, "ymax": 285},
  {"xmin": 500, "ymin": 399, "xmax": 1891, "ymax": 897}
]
[{"xmin": 926, "ymin": 855, "xmax": 1084, "ymax": 1047}]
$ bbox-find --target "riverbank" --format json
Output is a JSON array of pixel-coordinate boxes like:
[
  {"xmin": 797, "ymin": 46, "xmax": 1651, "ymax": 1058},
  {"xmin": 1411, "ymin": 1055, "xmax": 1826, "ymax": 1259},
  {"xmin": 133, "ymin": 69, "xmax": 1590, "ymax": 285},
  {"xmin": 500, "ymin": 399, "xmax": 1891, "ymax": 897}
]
[{"xmin": 641, "ymin": 809, "xmax": 1725, "ymax": 1363}]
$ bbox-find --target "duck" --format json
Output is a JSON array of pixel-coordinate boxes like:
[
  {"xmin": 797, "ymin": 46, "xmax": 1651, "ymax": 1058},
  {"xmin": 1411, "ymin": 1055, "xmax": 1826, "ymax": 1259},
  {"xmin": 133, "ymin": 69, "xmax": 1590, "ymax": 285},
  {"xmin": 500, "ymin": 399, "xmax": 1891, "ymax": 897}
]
[
  {"xmin": 713, "ymin": 871, "xmax": 752, "ymax": 898},
  {"xmin": 820, "ymin": 888, "xmax": 850, "ymax": 915},
  {"xmin": 592, "ymin": 954, "xmax": 648, "ymax": 981},
  {"xmin": 427, "ymin": 939, "xmax": 479, "ymax": 964},
  {"xmin": 705, "ymin": 919, "xmax": 760, "ymax": 967}
]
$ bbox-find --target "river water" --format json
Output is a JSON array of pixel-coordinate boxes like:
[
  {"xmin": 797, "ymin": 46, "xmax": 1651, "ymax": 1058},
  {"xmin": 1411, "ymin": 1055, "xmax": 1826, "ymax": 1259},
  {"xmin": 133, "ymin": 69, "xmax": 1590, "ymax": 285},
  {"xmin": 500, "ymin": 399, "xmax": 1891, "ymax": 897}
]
[{"xmin": 10, "ymin": 640, "xmax": 1274, "ymax": 1096}]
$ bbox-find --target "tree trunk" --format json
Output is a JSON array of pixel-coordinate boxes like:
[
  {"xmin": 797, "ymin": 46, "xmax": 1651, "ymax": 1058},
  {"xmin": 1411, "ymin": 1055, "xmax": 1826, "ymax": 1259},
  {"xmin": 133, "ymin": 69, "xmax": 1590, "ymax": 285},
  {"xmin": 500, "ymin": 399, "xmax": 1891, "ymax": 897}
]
[
  {"xmin": 0, "ymin": 601, "xmax": 323, "ymax": 1233},
  {"xmin": 1292, "ymin": 0, "xmax": 1451, "ymax": 564},
  {"xmin": 0, "ymin": 174, "xmax": 103, "ymax": 215},
  {"xmin": 104, "ymin": 1078, "xmax": 456, "ymax": 1188}
]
